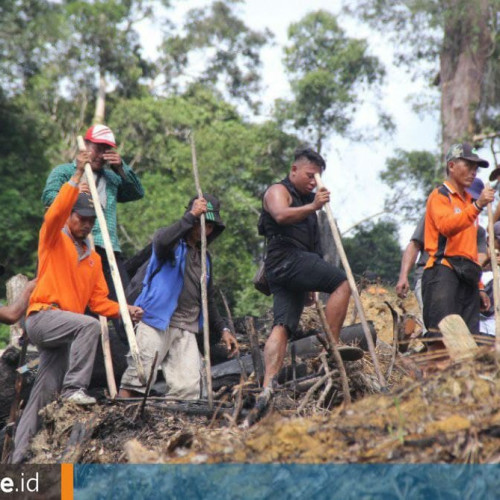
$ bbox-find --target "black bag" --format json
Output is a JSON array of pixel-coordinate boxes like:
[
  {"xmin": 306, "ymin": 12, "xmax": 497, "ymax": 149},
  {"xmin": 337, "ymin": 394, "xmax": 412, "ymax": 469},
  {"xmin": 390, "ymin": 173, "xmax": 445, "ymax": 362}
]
[
  {"xmin": 253, "ymin": 260, "xmax": 271, "ymax": 296},
  {"xmin": 446, "ymin": 256, "xmax": 482, "ymax": 287}
]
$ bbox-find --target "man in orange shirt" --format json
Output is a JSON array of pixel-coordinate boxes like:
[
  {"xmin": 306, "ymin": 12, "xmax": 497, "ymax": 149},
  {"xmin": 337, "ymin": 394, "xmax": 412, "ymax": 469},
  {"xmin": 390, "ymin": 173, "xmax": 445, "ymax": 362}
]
[
  {"xmin": 422, "ymin": 143, "xmax": 495, "ymax": 338},
  {"xmin": 12, "ymin": 150, "xmax": 143, "ymax": 464}
]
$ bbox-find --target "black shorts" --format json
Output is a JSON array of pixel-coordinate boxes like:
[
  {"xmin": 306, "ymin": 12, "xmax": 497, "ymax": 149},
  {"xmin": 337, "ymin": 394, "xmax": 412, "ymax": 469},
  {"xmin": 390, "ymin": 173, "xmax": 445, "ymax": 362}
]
[
  {"xmin": 266, "ymin": 249, "xmax": 347, "ymax": 336},
  {"xmin": 422, "ymin": 264, "xmax": 480, "ymax": 335}
]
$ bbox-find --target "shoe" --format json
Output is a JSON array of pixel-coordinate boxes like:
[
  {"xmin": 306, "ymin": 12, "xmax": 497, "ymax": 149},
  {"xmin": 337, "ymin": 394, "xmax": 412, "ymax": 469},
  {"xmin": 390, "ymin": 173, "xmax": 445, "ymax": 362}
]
[{"xmin": 65, "ymin": 389, "xmax": 96, "ymax": 405}]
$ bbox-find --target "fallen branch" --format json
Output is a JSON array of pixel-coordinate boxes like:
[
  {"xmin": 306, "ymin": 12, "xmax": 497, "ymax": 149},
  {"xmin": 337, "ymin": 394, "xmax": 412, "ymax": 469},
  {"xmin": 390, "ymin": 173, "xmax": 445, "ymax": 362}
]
[{"xmin": 315, "ymin": 297, "xmax": 351, "ymax": 406}]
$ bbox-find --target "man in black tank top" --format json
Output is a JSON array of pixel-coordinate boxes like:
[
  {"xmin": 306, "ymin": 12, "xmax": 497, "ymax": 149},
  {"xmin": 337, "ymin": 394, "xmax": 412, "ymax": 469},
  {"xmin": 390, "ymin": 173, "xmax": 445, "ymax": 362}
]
[{"xmin": 259, "ymin": 147, "xmax": 350, "ymax": 390}]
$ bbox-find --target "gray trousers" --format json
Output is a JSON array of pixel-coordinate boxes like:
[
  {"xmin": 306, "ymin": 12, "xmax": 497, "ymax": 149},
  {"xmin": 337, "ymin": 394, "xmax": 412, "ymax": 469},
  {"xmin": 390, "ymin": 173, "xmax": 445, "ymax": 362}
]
[{"xmin": 12, "ymin": 309, "xmax": 101, "ymax": 464}]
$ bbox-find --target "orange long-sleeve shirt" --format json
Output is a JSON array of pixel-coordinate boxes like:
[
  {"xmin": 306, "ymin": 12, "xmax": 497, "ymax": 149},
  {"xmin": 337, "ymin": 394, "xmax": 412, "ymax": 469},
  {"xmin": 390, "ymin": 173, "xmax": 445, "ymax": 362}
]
[
  {"xmin": 424, "ymin": 182, "xmax": 481, "ymax": 269},
  {"xmin": 27, "ymin": 182, "xmax": 120, "ymax": 318}
]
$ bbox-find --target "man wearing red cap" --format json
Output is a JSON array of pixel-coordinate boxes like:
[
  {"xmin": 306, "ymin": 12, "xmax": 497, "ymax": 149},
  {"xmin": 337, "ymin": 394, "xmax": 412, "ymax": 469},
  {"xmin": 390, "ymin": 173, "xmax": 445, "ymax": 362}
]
[{"xmin": 42, "ymin": 125, "xmax": 144, "ymax": 341}]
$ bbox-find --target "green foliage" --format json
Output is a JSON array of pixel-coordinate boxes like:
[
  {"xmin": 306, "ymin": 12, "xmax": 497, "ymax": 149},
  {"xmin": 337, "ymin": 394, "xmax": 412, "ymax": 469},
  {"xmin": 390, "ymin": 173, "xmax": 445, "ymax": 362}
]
[
  {"xmin": 110, "ymin": 88, "xmax": 296, "ymax": 315},
  {"xmin": 159, "ymin": 0, "xmax": 271, "ymax": 110},
  {"xmin": 379, "ymin": 149, "xmax": 440, "ymax": 222},
  {"xmin": 0, "ymin": 0, "xmax": 65, "ymax": 93},
  {"xmin": 63, "ymin": 0, "xmax": 155, "ymax": 98},
  {"xmin": 0, "ymin": 91, "xmax": 52, "ymax": 291},
  {"xmin": 280, "ymin": 10, "xmax": 387, "ymax": 152},
  {"xmin": 343, "ymin": 220, "xmax": 402, "ymax": 283},
  {"xmin": 0, "ymin": 324, "xmax": 10, "ymax": 348}
]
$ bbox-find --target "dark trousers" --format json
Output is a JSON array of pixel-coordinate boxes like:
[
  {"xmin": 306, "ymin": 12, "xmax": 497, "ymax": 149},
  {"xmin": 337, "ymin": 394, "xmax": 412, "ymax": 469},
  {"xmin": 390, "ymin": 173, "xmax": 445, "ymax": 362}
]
[
  {"xmin": 422, "ymin": 264, "xmax": 480, "ymax": 335},
  {"xmin": 95, "ymin": 246, "xmax": 130, "ymax": 344}
]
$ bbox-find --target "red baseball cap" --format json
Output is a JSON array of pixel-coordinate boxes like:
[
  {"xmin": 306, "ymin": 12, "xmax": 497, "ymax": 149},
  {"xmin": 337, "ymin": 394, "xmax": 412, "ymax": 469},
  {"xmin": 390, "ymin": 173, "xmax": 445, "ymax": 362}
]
[{"xmin": 84, "ymin": 124, "xmax": 117, "ymax": 148}]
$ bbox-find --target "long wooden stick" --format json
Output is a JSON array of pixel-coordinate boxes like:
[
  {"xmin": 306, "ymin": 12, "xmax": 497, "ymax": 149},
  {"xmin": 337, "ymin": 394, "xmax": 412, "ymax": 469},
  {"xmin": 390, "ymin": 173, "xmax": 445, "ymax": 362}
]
[
  {"xmin": 86, "ymin": 230, "xmax": 117, "ymax": 399},
  {"xmin": 314, "ymin": 173, "xmax": 386, "ymax": 388},
  {"xmin": 189, "ymin": 132, "xmax": 213, "ymax": 409},
  {"xmin": 77, "ymin": 136, "xmax": 146, "ymax": 385},
  {"xmin": 485, "ymin": 183, "xmax": 500, "ymax": 356}
]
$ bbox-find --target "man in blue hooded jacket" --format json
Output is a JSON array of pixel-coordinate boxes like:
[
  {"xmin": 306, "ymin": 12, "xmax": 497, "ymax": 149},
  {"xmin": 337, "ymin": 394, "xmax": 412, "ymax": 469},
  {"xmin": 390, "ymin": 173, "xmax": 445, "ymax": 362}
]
[{"xmin": 118, "ymin": 195, "xmax": 239, "ymax": 399}]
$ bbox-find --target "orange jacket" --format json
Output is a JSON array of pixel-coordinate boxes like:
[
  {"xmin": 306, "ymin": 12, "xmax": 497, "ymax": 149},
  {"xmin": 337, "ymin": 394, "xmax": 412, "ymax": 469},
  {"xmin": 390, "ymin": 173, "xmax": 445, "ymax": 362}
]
[
  {"xmin": 424, "ymin": 182, "xmax": 481, "ymax": 269},
  {"xmin": 28, "ymin": 182, "xmax": 120, "ymax": 318}
]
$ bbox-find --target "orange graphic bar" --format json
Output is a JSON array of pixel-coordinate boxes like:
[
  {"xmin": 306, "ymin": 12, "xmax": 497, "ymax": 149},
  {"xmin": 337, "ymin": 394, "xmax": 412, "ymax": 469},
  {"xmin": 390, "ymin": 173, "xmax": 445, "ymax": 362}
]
[{"xmin": 61, "ymin": 463, "xmax": 74, "ymax": 500}]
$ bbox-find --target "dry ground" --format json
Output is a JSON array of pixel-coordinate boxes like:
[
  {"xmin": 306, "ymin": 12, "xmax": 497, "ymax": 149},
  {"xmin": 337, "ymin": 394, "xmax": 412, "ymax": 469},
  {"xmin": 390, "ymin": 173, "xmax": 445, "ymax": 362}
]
[{"xmin": 22, "ymin": 287, "xmax": 500, "ymax": 465}]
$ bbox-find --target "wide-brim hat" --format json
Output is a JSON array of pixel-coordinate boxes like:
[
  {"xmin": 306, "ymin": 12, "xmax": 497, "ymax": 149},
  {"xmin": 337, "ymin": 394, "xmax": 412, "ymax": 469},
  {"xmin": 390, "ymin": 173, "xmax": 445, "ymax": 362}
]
[
  {"xmin": 186, "ymin": 194, "xmax": 225, "ymax": 243},
  {"xmin": 84, "ymin": 124, "xmax": 117, "ymax": 148},
  {"xmin": 446, "ymin": 142, "xmax": 489, "ymax": 168}
]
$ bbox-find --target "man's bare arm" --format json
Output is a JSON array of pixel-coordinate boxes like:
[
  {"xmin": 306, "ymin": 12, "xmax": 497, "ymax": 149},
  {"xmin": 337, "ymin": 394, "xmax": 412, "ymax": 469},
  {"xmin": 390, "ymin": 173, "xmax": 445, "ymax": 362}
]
[
  {"xmin": 395, "ymin": 241, "xmax": 422, "ymax": 298},
  {"xmin": 0, "ymin": 279, "xmax": 36, "ymax": 325},
  {"xmin": 264, "ymin": 184, "xmax": 329, "ymax": 225}
]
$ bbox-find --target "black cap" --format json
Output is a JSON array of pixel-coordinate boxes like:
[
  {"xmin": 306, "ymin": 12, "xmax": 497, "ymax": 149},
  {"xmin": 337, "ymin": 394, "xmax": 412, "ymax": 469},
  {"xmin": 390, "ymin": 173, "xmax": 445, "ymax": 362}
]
[
  {"xmin": 445, "ymin": 143, "xmax": 489, "ymax": 168},
  {"xmin": 72, "ymin": 193, "xmax": 96, "ymax": 217}
]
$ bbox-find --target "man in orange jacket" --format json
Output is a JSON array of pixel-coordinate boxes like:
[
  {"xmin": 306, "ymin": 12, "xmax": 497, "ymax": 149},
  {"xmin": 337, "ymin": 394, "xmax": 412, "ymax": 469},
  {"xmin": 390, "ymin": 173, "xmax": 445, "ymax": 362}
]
[
  {"xmin": 422, "ymin": 143, "xmax": 495, "ymax": 339},
  {"xmin": 12, "ymin": 149, "xmax": 143, "ymax": 464}
]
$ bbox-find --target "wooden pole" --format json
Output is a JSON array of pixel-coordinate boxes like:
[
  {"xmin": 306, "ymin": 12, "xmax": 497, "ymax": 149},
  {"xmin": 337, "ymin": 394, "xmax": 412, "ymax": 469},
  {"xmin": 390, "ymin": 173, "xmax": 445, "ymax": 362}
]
[
  {"xmin": 84, "ymin": 229, "xmax": 117, "ymax": 399},
  {"xmin": 77, "ymin": 136, "xmax": 146, "ymax": 385},
  {"xmin": 314, "ymin": 173, "xmax": 386, "ymax": 388},
  {"xmin": 314, "ymin": 296, "xmax": 351, "ymax": 406},
  {"xmin": 486, "ymin": 183, "xmax": 500, "ymax": 355},
  {"xmin": 189, "ymin": 132, "xmax": 213, "ymax": 409}
]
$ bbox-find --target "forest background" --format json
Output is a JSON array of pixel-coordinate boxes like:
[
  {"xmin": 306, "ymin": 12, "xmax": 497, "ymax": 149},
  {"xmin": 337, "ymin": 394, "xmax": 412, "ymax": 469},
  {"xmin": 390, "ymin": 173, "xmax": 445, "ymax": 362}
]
[{"xmin": 1, "ymin": 0, "xmax": 499, "ymax": 344}]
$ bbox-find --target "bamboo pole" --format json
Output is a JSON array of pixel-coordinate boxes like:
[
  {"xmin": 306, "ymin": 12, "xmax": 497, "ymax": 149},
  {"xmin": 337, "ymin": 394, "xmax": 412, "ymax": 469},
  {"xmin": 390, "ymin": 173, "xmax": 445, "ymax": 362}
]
[
  {"xmin": 314, "ymin": 173, "xmax": 386, "ymax": 388},
  {"xmin": 77, "ymin": 136, "xmax": 146, "ymax": 385},
  {"xmin": 189, "ymin": 132, "xmax": 213, "ymax": 409},
  {"xmin": 485, "ymin": 183, "xmax": 500, "ymax": 356}
]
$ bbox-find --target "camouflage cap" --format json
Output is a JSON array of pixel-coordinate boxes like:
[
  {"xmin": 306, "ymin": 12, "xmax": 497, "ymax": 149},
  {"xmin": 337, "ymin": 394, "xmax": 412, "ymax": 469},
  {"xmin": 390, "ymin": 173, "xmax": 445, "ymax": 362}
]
[{"xmin": 445, "ymin": 143, "xmax": 489, "ymax": 168}]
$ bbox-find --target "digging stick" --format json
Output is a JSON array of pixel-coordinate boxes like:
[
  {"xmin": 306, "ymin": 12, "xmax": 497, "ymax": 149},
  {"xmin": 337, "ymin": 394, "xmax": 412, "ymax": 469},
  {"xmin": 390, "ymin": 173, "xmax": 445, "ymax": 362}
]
[
  {"xmin": 486, "ymin": 183, "xmax": 500, "ymax": 354},
  {"xmin": 135, "ymin": 351, "xmax": 158, "ymax": 421},
  {"xmin": 77, "ymin": 136, "xmax": 146, "ymax": 385},
  {"xmin": 189, "ymin": 132, "xmax": 213, "ymax": 409},
  {"xmin": 314, "ymin": 173, "xmax": 386, "ymax": 388}
]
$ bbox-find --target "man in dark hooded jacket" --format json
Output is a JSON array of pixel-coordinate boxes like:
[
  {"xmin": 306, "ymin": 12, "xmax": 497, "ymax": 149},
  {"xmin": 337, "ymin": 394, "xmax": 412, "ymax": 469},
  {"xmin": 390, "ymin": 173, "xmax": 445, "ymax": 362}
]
[{"xmin": 118, "ymin": 195, "xmax": 238, "ymax": 399}]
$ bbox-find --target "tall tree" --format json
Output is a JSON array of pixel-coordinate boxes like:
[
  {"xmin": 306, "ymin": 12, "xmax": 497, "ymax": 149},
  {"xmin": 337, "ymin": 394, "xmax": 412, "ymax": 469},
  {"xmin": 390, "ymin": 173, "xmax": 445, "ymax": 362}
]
[
  {"xmin": 280, "ymin": 10, "xmax": 387, "ymax": 152},
  {"xmin": 347, "ymin": 0, "xmax": 500, "ymax": 159},
  {"xmin": 379, "ymin": 149, "xmax": 440, "ymax": 222},
  {"xmin": 63, "ymin": 0, "xmax": 157, "ymax": 124},
  {"xmin": 159, "ymin": 0, "xmax": 271, "ymax": 111}
]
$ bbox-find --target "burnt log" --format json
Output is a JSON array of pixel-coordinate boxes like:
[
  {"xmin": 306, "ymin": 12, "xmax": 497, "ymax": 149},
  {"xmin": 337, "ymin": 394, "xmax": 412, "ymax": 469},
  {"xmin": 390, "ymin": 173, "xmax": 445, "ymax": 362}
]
[{"xmin": 211, "ymin": 323, "xmax": 377, "ymax": 388}]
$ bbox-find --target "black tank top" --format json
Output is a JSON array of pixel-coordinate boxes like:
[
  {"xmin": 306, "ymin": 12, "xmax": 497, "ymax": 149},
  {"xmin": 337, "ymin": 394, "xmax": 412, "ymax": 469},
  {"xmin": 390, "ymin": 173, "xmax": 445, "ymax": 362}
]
[{"xmin": 258, "ymin": 177, "xmax": 321, "ymax": 267}]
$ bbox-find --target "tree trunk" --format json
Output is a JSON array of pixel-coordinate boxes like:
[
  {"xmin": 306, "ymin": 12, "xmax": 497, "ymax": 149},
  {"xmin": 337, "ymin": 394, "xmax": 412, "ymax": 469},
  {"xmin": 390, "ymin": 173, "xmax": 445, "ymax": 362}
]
[
  {"xmin": 6, "ymin": 275, "xmax": 28, "ymax": 347},
  {"xmin": 93, "ymin": 72, "xmax": 106, "ymax": 125},
  {"xmin": 440, "ymin": 0, "xmax": 492, "ymax": 160}
]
